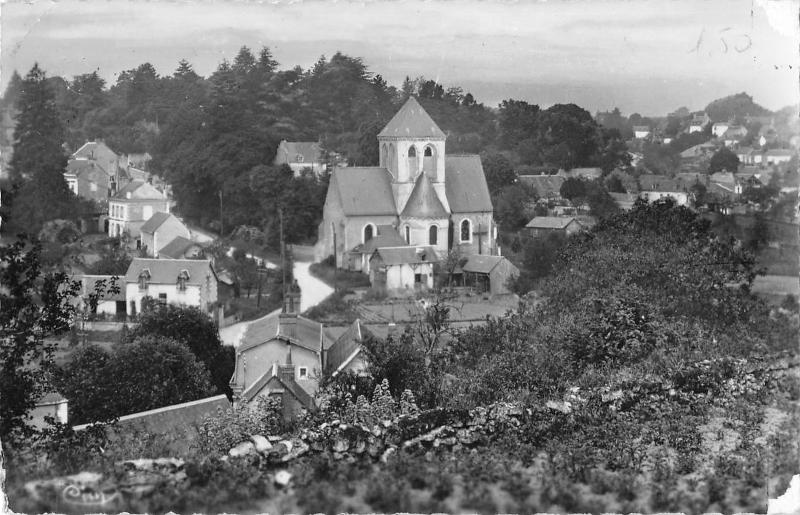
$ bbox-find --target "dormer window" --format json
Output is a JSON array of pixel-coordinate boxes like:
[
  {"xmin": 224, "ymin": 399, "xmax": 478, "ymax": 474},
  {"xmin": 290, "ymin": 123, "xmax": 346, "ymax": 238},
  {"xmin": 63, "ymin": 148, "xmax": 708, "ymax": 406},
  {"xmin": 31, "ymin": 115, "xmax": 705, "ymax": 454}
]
[
  {"xmin": 138, "ymin": 269, "xmax": 151, "ymax": 290},
  {"xmin": 177, "ymin": 269, "xmax": 190, "ymax": 291},
  {"xmin": 296, "ymin": 154, "xmax": 304, "ymax": 163}
]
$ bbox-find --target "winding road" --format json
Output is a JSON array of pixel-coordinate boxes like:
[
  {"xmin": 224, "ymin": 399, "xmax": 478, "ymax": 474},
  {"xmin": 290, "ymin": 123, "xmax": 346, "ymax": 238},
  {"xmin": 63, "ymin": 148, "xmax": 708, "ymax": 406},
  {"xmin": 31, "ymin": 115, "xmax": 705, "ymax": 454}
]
[{"xmin": 218, "ymin": 259, "xmax": 334, "ymax": 347}]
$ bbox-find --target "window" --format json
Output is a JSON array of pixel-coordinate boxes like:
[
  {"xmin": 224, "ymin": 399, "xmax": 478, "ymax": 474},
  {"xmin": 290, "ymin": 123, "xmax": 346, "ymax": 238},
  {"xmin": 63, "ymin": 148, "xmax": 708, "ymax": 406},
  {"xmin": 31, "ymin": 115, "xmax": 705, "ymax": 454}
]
[
  {"xmin": 298, "ymin": 367, "xmax": 308, "ymax": 379},
  {"xmin": 138, "ymin": 270, "xmax": 150, "ymax": 290},
  {"xmin": 177, "ymin": 270, "xmax": 190, "ymax": 291},
  {"xmin": 460, "ymin": 219, "xmax": 472, "ymax": 242},
  {"xmin": 407, "ymin": 146, "xmax": 416, "ymax": 157},
  {"xmin": 296, "ymin": 154, "xmax": 304, "ymax": 163},
  {"xmin": 143, "ymin": 205, "xmax": 152, "ymax": 220},
  {"xmin": 414, "ymin": 273, "xmax": 423, "ymax": 283},
  {"xmin": 158, "ymin": 293, "xmax": 167, "ymax": 306},
  {"xmin": 424, "ymin": 146, "xmax": 433, "ymax": 157},
  {"xmin": 429, "ymin": 225, "xmax": 438, "ymax": 245},
  {"xmin": 405, "ymin": 225, "xmax": 410, "ymax": 244},
  {"xmin": 90, "ymin": 183, "xmax": 97, "ymax": 192},
  {"xmin": 364, "ymin": 224, "xmax": 374, "ymax": 243}
]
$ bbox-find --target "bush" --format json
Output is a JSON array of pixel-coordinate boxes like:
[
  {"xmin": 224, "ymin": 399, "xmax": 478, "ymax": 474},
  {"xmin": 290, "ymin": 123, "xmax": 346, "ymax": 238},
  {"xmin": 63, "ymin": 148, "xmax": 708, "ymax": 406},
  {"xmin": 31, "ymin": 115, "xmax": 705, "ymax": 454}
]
[{"xmin": 195, "ymin": 396, "xmax": 285, "ymax": 455}]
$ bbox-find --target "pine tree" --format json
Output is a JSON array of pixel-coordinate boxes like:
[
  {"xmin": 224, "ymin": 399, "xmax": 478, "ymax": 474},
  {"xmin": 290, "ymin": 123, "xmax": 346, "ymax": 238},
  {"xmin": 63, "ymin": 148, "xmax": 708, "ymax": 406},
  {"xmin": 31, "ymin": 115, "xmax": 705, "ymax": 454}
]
[{"xmin": 7, "ymin": 64, "xmax": 76, "ymax": 234}]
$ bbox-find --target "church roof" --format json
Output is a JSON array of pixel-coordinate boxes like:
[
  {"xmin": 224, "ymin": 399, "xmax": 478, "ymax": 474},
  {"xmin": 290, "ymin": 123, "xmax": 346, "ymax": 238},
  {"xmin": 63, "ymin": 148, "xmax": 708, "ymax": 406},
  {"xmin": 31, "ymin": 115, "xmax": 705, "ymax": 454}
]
[
  {"xmin": 445, "ymin": 155, "xmax": 493, "ymax": 213},
  {"xmin": 331, "ymin": 167, "xmax": 397, "ymax": 216},
  {"xmin": 401, "ymin": 173, "xmax": 449, "ymax": 219},
  {"xmin": 378, "ymin": 97, "xmax": 446, "ymax": 139}
]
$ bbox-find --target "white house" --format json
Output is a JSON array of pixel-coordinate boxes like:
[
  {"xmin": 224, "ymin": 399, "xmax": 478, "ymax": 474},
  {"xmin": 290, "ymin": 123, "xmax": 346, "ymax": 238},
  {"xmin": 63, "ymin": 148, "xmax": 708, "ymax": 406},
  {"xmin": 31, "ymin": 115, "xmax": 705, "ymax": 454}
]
[
  {"xmin": 368, "ymin": 246, "xmax": 437, "ymax": 295},
  {"xmin": 712, "ymin": 122, "xmax": 731, "ymax": 138},
  {"xmin": 273, "ymin": 140, "xmax": 326, "ymax": 177},
  {"xmin": 108, "ymin": 181, "xmax": 170, "ymax": 248},
  {"xmin": 765, "ymin": 149, "xmax": 794, "ymax": 165},
  {"xmin": 633, "ymin": 126, "xmax": 651, "ymax": 139},
  {"xmin": 30, "ymin": 392, "xmax": 69, "ymax": 429},
  {"xmin": 639, "ymin": 190, "xmax": 690, "ymax": 206},
  {"xmin": 124, "ymin": 258, "xmax": 218, "ymax": 316}
]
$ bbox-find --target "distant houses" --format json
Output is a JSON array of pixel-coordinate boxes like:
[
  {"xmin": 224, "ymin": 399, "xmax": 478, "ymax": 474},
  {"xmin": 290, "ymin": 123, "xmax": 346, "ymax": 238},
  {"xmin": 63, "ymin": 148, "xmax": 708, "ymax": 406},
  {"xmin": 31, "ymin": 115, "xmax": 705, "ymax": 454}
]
[
  {"xmin": 524, "ymin": 216, "xmax": 585, "ymax": 238},
  {"xmin": 274, "ymin": 140, "xmax": 326, "ymax": 177}
]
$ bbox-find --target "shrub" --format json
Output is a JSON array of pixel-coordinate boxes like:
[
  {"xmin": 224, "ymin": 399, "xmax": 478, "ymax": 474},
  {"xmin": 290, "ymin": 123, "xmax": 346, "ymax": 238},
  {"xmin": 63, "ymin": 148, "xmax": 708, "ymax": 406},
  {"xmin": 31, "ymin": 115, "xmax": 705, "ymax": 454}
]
[{"xmin": 195, "ymin": 396, "xmax": 285, "ymax": 455}]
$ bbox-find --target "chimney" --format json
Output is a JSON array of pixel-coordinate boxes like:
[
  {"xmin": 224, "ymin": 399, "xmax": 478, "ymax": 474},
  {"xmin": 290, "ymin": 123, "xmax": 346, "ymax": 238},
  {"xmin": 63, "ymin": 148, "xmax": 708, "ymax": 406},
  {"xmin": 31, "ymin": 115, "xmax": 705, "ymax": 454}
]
[
  {"xmin": 278, "ymin": 348, "xmax": 295, "ymax": 383},
  {"xmin": 283, "ymin": 279, "xmax": 302, "ymax": 315}
]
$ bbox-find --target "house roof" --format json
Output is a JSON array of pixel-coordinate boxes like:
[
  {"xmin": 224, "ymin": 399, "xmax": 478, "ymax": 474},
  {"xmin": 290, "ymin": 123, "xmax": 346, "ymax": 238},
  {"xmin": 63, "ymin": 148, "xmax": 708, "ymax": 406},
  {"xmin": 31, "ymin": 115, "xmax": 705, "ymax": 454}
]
[
  {"xmin": 462, "ymin": 254, "xmax": 505, "ymax": 274},
  {"xmin": 158, "ymin": 236, "xmax": 201, "ymax": 259},
  {"xmin": 124, "ymin": 258, "xmax": 215, "ymax": 286},
  {"xmin": 239, "ymin": 312, "xmax": 323, "ymax": 353},
  {"xmin": 139, "ymin": 212, "xmax": 176, "ymax": 234},
  {"xmin": 710, "ymin": 171, "xmax": 736, "ymax": 185},
  {"xmin": 445, "ymin": 155, "xmax": 493, "ymax": 213},
  {"xmin": 66, "ymin": 159, "xmax": 110, "ymax": 177},
  {"xmin": 633, "ymin": 126, "xmax": 651, "ymax": 132},
  {"xmin": 352, "ymin": 225, "xmax": 406, "ymax": 255},
  {"xmin": 113, "ymin": 181, "xmax": 165, "ymax": 200},
  {"xmin": 243, "ymin": 369, "xmax": 313, "ymax": 408},
  {"xmin": 330, "ymin": 167, "xmax": 397, "ymax": 216},
  {"xmin": 525, "ymin": 216, "xmax": 580, "ymax": 230},
  {"xmin": 278, "ymin": 141, "xmax": 323, "ymax": 163},
  {"xmin": 765, "ymin": 149, "xmax": 795, "ymax": 157},
  {"xmin": 38, "ymin": 391, "xmax": 67, "ymax": 405},
  {"xmin": 638, "ymin": 174, "xmax": 681, "ymax": 192},
  {"xmin": 401, "ymin": 173, "xmax": 449, "ymax": 218},
  {"xmin": 565, "ymin": 167, "xmax": 603, "ymax": 179},
  {"xmin": 325, "ymin": 319, "xmax": 373, "ymax": 374},
  {"xmin": 370, "ymin": 246, "xmax": 438, "ymax": 266},
  {"xmin": 72, "ymin": 141, "xmax": 118, "ymax": 161},
  {"xmin": 378, "ymin": 97, "xmax": 446, "ymax": 139},
  {"xmin": 518, "ymin": 174, "xmax": 565, "ymax": 197},
  {"xmin": 75, "ymin": 274, "xmax": 125, "ymax": 302}
]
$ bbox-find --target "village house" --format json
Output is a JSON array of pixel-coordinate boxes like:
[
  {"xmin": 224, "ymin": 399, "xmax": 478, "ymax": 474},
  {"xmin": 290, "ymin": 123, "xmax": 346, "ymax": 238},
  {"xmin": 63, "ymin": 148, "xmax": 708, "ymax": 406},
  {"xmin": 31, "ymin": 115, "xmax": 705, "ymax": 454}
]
[
  {"xmin": 124, "ymin": 258, "xmax": 218, "ymax": 317},
  {"xmin": 639, "ymin": 190, "xmax": 690, "ymax": 206},
  {"xmin": 274, "ymin": 140, "xmax": 326, "ymax": 177},
  {"xmin": 559, "ymin": 167, "xmax": 603, "ymax": 180},
  {"xmin": 633, "ymin": 126, "xmax": 651, "ymax": 139},
  {"xmin": 524, "ymin": 216, "xmax": 585, "ymax": 238},
  {"xmin": 518, "ymin": 174, "xmax": 565, "ymax": 200},
  {"xmin": 712, "ymin": 121, "xmax": 731, "ymax": 138},
  {"xmin": 108, "ymin": 181, "xmax": 170, "ymax": 248},
  {"xmin": 368, "ymin": 246, "xmax": 438, "ymax": 295},
  {"xmin": 346, "ymin": 224, "xmax": 406, "ymax": 273},
  {"xmin": 229, "ymin": 286, "xmax": 373, "ymax": 420},
  {"xmin": 72, "ymin": 140, "xmax": 123, "ymax": 176},
  {"xmin": 139, "ymin": 212, "xmax": 191, "ymax": 258},
  {"xmin": 688, "ymin": 113, "xmax": 710, "ymax": 133},
  {"xmin": 64, "ymin": 160, "xmax": 123, "ymax": 203},
  {"xmin": 460, "ymin": 254, "xmax": 519, "ymax": 296},
  {"xmin": 315, "ymin": 98, "xmax": 496, "ymax": 271},
  {"xmin": 765, "ymin": 149, "xmax": 794, "ymax": 165},
  {"xmin": 72, "ymin": 274, "xmax": 127, "ymax": 317},
  {"xmin": 722, "ymin": 126, "xmax": 748, "ymax": 147}
]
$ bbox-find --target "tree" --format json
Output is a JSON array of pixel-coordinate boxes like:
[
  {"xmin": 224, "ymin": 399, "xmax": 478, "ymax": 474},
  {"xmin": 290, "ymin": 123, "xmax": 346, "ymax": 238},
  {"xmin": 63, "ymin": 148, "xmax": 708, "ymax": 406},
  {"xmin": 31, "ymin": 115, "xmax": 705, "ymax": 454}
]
[
  {"xmin": 494, "ymin": 183, "xmax": 535, "ymax": 230},
  {"xmin": 7, "ymin": 64, "xmax": 76, "ymax": 234},
  {"xmin": 57, "ymin": 336, "xmax": 215, "ymax": 423},
  {"xmin": 0, "ymin": 236, "xmax": 79, "ymax": 439},
  {"xmin": 89, "ymin": 236, "xmax": 133, "ymax": 275},
  {"xmin": 708, "ymin": 147, "xmax": 740, "ymax": 174},
  {"xmin": 127, "ymin": 305, "xmax": 234, "ymax": 398},
  {"xmin": 480, "ymin": 152, "xmax": 517, "ymax": 195},
  {"xmin": 560, "ymin": 177, "xmax": 586, "ymax": 201}
]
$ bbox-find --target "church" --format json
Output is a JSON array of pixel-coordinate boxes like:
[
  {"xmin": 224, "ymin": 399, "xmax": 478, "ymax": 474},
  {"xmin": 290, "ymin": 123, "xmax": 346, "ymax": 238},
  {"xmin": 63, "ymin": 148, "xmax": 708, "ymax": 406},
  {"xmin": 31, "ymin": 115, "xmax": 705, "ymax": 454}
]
[{"xmin": 314, "ymin": 97, "xmax": 496, "ymax": 274}]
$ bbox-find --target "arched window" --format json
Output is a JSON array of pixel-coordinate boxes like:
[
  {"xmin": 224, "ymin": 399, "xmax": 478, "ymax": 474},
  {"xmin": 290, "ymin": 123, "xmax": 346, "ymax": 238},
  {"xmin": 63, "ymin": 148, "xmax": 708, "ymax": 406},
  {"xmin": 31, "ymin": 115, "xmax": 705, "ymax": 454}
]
[
  {"xmin": 460, "ymin": 219, "xmax": 471, "ymax": 243},
  {"xmin": 407, "ymin": 145, "xmax": 418, "ymax": 175},
  {"xmin": 408, "ymin": 146, "xmax": 417, "ymax": 157},
  {"xmin": 429, "ymin": 225, "xmax": 438, "ymax": 245},
  {"xmin": 405, "ymin": 225, "xmax": 410, "ymax": 244},
  {"xmin": 422, "ymin": 145, "xmax": 436, "ymax": 175},
  {"xmin": 363, "ymin": 224, "xmax": 374, "ymax": 243},
  {"xmin": 381, "ymin": 144, "xmax": 388, "ymax": 167}
]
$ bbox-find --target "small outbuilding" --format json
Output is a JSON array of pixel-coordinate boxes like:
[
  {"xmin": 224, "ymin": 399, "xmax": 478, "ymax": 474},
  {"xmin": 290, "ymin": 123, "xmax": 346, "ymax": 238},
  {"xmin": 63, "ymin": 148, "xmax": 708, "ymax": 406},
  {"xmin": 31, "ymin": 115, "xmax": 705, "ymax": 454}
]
[
  {"xmin": 524, "ymin": 216, "xmax": 585, "ymax": 238},
  {"xmin": 461, "ymin": 254, "xmax": 520, "ymax": 296},
  {"xmin": 369, "ymin": 246, "xmax": 438, "ymax": 295}
]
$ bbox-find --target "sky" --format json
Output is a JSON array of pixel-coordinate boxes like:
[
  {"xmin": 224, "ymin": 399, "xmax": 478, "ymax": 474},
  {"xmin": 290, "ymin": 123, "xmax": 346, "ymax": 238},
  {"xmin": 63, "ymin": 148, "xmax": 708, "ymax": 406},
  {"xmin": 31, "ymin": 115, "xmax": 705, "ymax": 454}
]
[{"xmin": 1, "ymin": 0, "xmax": 798, "ymax": 116}]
